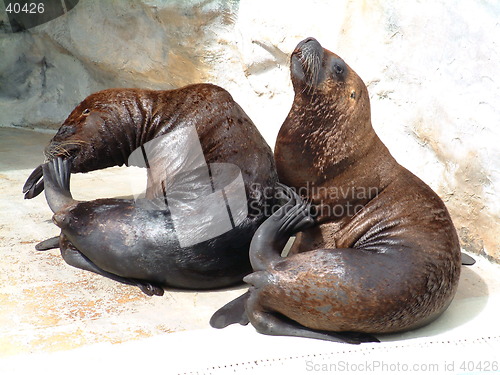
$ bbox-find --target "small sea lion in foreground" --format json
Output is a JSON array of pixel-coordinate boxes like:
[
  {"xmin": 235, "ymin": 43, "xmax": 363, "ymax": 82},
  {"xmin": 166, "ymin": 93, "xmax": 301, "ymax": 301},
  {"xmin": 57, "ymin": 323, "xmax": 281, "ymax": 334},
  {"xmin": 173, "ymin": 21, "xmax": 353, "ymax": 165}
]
[
  {"xmin": 211, "ymin": 38, "xmax": 471, "ymax": 342},
  {"xmin": 24, "ymin": 84, "xmax": 277, "ymax": 294}
]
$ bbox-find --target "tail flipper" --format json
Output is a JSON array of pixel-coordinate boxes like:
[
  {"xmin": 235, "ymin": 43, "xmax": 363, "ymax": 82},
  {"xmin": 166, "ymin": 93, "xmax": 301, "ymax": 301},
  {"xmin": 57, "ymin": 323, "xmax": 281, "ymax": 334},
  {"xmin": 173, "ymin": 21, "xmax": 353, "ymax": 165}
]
[
  {"xmin": 23, "ymin": 164, "xmax": 44, "ymax": 199},
  {"xmin": 210, "ymin": 291, "xmax": 250, "ymax": 328},
  {"xmin": 42, "ymin": 157, "xmax": 75, "ymax": 213}
]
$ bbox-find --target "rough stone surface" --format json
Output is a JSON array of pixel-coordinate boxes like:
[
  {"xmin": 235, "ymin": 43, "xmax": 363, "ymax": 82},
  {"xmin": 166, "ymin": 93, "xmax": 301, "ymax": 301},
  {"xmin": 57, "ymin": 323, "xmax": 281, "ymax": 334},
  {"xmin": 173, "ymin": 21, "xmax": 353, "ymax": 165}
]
[{"xmin": 0, "ymin": 0, "xmax": 498, "ymax": 261}]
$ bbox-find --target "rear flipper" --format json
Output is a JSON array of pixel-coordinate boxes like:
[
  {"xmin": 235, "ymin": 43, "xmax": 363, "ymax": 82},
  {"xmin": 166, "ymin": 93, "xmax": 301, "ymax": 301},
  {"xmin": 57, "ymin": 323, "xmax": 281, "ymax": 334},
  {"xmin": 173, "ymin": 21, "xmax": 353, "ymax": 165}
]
[
  {"xmin": 461, "ymin": 252, "xmax": 476, "ymax": 266},
  {"xmin": 23, "ymin": 164, "xmax": 44, "ymax": 199},
  {"xmin": 41, "ymin": 157, "xmax": 75, "ymax": 213},
  {"xmin": 35, "ymin": 236, "xmax": 60, "ymax": 251},
  {"xmin": 59, "ymin": 235, "xmax": 164, "ymax": 296},
  {"xmin": 245, "ymin": 290, "xmax": 379, "ymax": 344},
  {"xmin": 210, "ymin": 184, "xmax": 316, "ymax": 331},
  {"xmin": 42, "ymin": 158, "xmax": 164, "ymax": 296},
  {"xmin": 210, "ymin": 291, "xmax": 250, "ymax": 328}
]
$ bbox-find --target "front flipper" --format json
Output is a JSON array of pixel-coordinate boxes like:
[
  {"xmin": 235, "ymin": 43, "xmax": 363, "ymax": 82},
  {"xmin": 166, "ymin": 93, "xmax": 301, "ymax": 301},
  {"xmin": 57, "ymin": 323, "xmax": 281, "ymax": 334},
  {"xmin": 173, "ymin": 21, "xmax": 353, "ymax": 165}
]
[
  {"xmin": 461, "ymin": 252, "xmax": 476, "ymax": 266},
  {"xmin": 210, "ymin": 291, "xmax": 250, "ymax": 328},
  {"xmin": 245, "ymin": 291, "xmax": 379, "ymax": 344},
  {"xmin": 249, "ymin": 183, "xmax": 315, "ymax": 271},
  {"xmin": 35, "ymin": 236, "xmax": 60, "ymax": 251},
  {"xmin": 59, "ymin": 236, "xmax": 164, "ymax": 296}
]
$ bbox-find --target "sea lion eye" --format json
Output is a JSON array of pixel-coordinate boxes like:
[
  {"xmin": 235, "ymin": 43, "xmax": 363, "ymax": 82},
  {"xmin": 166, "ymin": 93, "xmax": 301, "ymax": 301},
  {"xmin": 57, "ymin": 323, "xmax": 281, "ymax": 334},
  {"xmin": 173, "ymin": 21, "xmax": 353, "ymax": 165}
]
[
  {"xmin": 333, "ymin": 63, "xmax": 344, "ymax": 75},
  {"xmin": 82, "ymin": 109, "xmax": 90, "ymax": 116},
  {"xmin": 350, "ymin": 91, "xmax": 357, "ymax": 99}
]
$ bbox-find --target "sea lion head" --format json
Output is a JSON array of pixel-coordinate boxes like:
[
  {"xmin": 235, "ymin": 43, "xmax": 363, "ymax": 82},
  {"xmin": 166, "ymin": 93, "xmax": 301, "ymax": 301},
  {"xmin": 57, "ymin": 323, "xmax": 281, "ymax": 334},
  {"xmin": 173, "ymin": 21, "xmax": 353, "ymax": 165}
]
[
  {"xmin": 290, "ymin": 37, "xmax": 371, "ymax": 129},
  {"xmin": 281, "ymin": 37, "xmax": 377, "ymax": 179},
  {"xmin": 275, "ymin": 38, "xmax": 381, "ymax": 190},
  {"xmin": 44, "ymin": 90, "xmax": 137, "ymax": 172}
]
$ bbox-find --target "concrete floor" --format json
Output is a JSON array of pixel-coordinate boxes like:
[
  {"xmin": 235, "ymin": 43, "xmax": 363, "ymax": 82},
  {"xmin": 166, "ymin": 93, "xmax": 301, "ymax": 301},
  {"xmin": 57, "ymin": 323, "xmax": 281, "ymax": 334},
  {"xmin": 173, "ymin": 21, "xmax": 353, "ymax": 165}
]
[{"xmin": 1, "ymin": 127, "xmax": 499, "ymax": 374}]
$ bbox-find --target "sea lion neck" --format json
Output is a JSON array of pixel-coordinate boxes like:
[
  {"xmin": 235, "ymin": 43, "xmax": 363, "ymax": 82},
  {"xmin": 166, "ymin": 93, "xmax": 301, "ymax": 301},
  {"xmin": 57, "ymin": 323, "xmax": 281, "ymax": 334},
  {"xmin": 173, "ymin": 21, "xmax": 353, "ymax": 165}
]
[{"xmin": 278, "ymin": 92, "xmax": 378, "ymax": 178}]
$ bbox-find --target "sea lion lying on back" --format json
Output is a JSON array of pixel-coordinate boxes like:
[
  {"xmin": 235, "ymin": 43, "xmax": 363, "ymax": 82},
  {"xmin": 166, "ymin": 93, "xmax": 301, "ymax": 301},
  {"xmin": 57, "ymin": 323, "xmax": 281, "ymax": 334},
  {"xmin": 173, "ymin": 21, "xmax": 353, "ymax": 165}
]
[
  {"xmin": 23, "ymin": 84, "xmax": 277, "ymax": 295},
  {"xmin": 211, "ymin": 38, "xmax": 472, "ymax": 343}
]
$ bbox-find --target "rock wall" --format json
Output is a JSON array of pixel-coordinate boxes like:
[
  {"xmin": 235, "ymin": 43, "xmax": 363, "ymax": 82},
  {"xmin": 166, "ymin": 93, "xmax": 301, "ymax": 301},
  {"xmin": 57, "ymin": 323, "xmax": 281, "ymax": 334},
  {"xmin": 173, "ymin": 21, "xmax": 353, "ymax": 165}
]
[{"xmin": 1, "ymin": 0, "xmax": 499, "ymax": 261}]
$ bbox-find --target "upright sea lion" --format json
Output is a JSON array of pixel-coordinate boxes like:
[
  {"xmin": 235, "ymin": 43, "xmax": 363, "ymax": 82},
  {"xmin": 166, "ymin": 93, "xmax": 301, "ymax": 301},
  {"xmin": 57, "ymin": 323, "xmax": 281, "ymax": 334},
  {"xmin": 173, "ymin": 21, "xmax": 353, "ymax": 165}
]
[
  {"xmin": 23, "ymin": 84, "xmax": 277, "ymax": 294},
  {"xmin": 211, "ymin": 38, "xmax": 468, "ymax": 342}
]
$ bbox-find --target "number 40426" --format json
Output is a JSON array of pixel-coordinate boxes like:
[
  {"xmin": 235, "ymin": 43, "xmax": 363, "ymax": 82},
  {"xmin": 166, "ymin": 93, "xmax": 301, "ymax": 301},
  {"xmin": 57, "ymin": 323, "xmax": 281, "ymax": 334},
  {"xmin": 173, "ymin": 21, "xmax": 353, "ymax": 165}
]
[{"xmin": 5, "ymin": 3, "xmax": 45, "ymax": 14}]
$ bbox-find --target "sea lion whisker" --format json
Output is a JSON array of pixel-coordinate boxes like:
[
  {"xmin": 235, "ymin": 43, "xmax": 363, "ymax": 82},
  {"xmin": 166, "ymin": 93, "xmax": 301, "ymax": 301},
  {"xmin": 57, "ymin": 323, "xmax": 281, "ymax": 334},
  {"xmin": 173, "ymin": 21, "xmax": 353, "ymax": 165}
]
[
  {"xmin": 303, "ymin": 53, "xmax": 321, "ymax": 96},
  {"xmin": 311, "ymin": 53, "xmax": 321, "ymax": 95},
  {"xmin": 46, "ymin": 144, "xmax": 71, "ymax": 158},
  {"xmin": 59, "ymin": 139, "xmax": 90, "ymax": 147},
  {"xmin": 46, "ymin": 139, "xmax": 92, "ymax": 159},
  {"xmin": 304, "ymin": 55, "xmax": 314, "ymax": 95},
  {"xmin": 53, "ymin": 144, "xmax": 71, "ymax": 154}
]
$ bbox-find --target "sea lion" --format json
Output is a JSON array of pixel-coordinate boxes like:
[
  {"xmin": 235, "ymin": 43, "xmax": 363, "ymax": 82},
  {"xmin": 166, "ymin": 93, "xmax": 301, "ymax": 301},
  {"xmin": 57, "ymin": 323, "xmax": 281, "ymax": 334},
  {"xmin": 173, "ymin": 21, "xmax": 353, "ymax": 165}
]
[
  {"xmin": 211, "ymin": 38, "xmax": 468, "ymax": 342},
  {"xmin": 23, "ymin": 83, "xmax": 277, "ymax": 294}
]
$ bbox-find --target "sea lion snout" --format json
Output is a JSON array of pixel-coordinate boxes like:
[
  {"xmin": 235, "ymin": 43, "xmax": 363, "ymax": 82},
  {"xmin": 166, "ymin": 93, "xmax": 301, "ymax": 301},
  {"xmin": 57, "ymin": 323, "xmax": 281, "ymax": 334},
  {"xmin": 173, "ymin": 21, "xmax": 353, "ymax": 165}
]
[
  {"xmin": 44, "ymin": 140, "xmax": 79, "ymax": 161},
  {"xmin": 44, "ymin": 121, "xmax": 90, "ymax": 162},
  {"xmin": 291, "ymin": 37, "xmax": 326, "ymax": 89},
  {"xmin": 293, "ymin": 37, "xmax": 322, "ymax": 55},
  {"xmin": 51, "ymin": 199, "xmax": 78, "ymax": 229},
  {"xmin": 52, "ymin": 210, "xmax": 70, "ymax": 228}
]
